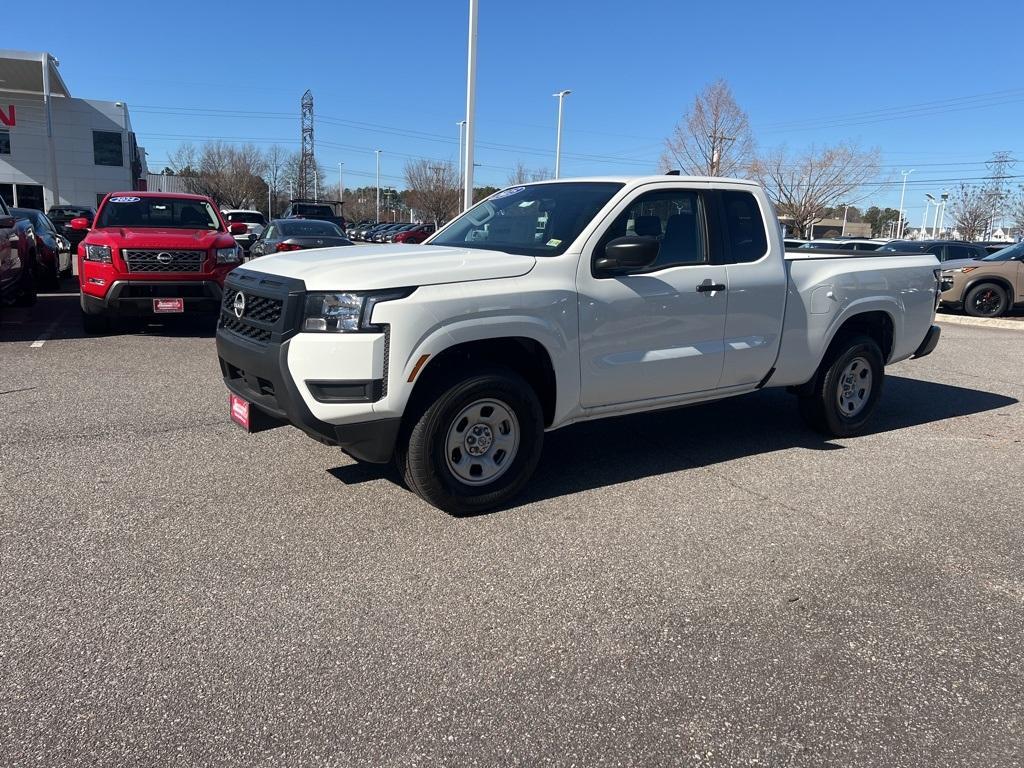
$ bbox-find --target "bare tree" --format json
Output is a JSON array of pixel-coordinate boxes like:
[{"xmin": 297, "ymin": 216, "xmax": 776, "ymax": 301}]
[
  {"xmin": 507, "ymin": 162, "xmax": 551, "ymax": 185},
  {"xmin": 661, "ymin": 79, "xmax": 755, "ymax": 177},
  {"xmin": 404, "ymin": 159, "xmax": 460, "ymax": 226},
  {"xmin": 1007, "ymin": 187, "xmax": 1024, "ymax": 238},
  {"xmin": 948, "ymin": 183, "xmax": 992, "ymax": 241},
  {"xmin": 750, "ymin": 142, "xmax": 882, "ymax": 238},
  {"xmin": 168, "ymin": 141, "xmax": 267, "ymax": 209}
]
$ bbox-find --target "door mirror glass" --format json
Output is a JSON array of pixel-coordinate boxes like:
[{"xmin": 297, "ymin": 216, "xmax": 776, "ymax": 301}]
[{"xmin": 594, "ymin": 236, "xmax": 660, "ymax": 275}]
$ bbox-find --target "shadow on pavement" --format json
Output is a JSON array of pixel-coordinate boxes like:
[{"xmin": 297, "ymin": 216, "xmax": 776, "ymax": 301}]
[
  {"xmin": 329, "ymin": 376, "xmax": 1017, "ymax": 513},
  {"xmin": 1, "ymin": 283, "xmax": 218, "ymax": 343}
]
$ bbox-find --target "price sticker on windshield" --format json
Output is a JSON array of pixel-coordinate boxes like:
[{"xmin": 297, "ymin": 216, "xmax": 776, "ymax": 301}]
[
  {"xmin": 109, "ymin": 196, "xmax": 141, "ymax": 203},
  {"xmin": 490, "ymin": 186, "xmax": 525, "ymax": 200}
]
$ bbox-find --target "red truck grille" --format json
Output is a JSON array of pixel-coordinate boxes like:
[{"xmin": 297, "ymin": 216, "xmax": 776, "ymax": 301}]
[{"xmin": 123, "ymin": 249, "xmax": 206, "ymax": 273}]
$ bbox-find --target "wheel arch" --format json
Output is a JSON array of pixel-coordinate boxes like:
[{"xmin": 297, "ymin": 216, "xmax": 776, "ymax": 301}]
[{"xmin": 963, "ymin": 275, "xmax": 1015, "ymax": 306}]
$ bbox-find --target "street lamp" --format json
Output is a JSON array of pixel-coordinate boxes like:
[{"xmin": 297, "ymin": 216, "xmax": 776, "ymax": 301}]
[
  {"xmin": 375, "ymin": 149, "xmax": 382, "ymax": 222},
  {"xmin": 457, "ymin": 120, "xmax": 467, "ymax": 211},
  {"xmin": 338, "ymin": 162, "xmax": 344, "ymax": 203},
  {"xmin": 925, "ymin": 193, "xmax": 936, "ymax": 237},
  {"xmin": 896, "ymin": 169, "xmax": 915, "ymax": 238},
  {"xmin": 553, "ymin": 89, "xmax": 571, "ymax": 179},
  {"xmin": 937, "ymin": 192, "xmax": 949, "ymax": 238},
  {"xmin": 463, "ymin": 0, "xmax": 478, "ymax": 211}
]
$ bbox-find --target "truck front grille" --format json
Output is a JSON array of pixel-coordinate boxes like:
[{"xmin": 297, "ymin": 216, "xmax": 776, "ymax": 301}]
[
  {"xmin": 123, "ymin": 249, "xmax": 206, "ymax": 273},
  {"xmin": 219, "ymin": 289, "xmax": 284, "ymax": 345}
]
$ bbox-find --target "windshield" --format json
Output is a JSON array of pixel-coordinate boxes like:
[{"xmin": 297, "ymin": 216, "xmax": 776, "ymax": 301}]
[
  {"xmin": 97, "ymin": 196, "xmax": 222, "ymax": 230},
  {"xmin": 280, "ymin": 220, "xmax": 343, "ymax": 236},
  {"xmin": 226, "ymin": 212, "xmax": 265, "ymax": 224},
  {"xmin": 429, "ymin": 182, "xmax": 624, "ymax": 256},
  {"xmin": 982, "ymin": 242, "xmax": 1024, "ymax": 261}
]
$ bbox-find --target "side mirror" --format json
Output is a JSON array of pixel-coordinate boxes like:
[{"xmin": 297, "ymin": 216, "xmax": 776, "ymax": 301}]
[
  {"xmin": 70, "ymin": 217, "xmax": 91, "ymax": 230},
  {"xmin": 229, "ymin": 222, "xmax": 248, "ymax": 235},
  {"xmin": 594, "ymin": 236, "xmax": 660, "ymax": 274}
]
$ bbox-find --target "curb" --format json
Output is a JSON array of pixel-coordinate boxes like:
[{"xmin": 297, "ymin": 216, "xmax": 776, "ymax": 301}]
[{"xmin": 935, "ymin": 313, "xmax": 1024, "ymax": 331}]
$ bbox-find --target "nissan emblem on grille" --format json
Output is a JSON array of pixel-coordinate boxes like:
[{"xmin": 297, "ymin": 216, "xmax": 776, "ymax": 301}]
[
  {"xmin": 233, "ymin": 291, "xmax": 246, "ymax": 319},
  {"xmin": 156, "ymin": 252, "xmax": 173, "ymax": 264}
]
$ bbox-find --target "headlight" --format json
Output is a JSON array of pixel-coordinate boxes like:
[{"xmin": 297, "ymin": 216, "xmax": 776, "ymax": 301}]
[
  {"xmin": 302, "ymin": 289, "xmax": 413, "ymax": 332},
  {"xmin": 84, "ymin": 244, "xmax": 112, "ymax": 263},
  {"xmin": 216, "ymin": 246, "xmax": 243, "ymax": 264}
]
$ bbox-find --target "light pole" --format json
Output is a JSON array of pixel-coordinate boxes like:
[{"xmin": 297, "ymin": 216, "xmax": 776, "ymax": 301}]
[
  {"xmin": 925, "ymin": 193, "xmax": 936, "ymax": 237},
  {"xmin": 338, "ymin": 162, "xmax": 344, "ymax": 203},
  {"xmin": 841, "ymin": 205, "xmax": 849, "ymax": 236},
  {"xmin": 463, "ymin": 0, "xmax": 478, "ymax": 211},
  {"xmin": 553, "ymin": 89, "xmax": 571, "ymax": 179},
  {"xmin": 375, "ymin": 150, "xmax": 382, "ymax": 222},
  {"xmin": 937, "ymin": 192, "xmax": 948, "ymax": 238},
  {"xmin": 457, "ymin": 120, "xmax": 467, "ymax": 212},
  {"xmin": 897, "ymin": 169, "xmax": 915, "ymax": 238}
]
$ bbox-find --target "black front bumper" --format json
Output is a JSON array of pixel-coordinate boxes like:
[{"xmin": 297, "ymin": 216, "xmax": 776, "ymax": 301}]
[
  {"xmin": 215, "ymin": 270, "xmax": 399, "ymax": 463},
  {"xmin": 81, "ymin": 280, "xmax": 223, "ymax": 316},
  {"xmin": 912, "ymin": 324, "xmax": 941, "ymax": 359}
]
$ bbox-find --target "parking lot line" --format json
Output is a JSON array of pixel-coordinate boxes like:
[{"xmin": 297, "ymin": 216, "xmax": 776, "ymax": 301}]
[{"xmin": 29, "ymin": 312, "xmax": 67, "ymax": 348}]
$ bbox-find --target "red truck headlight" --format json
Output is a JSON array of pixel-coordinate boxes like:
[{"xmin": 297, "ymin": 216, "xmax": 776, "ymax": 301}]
[{"xmin": 83, "ymin": 244, "xmax": 112, "ymax": 263}]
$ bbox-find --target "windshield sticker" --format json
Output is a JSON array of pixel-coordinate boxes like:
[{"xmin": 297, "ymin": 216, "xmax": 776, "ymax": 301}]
[
  {"xmin": 546, "ymin": 238, "xmax": 562, "ymax": 247},
  {"xmin": 109, "ymin": 196, "xmax": 141, "ymax": 203},
  {"xmin": 491, "ymin": 186, "xmax": 525, "ymax": 200}
]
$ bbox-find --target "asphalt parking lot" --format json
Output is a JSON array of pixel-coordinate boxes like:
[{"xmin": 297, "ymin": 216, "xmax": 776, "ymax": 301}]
[{"xmin": 2, "ymin": 284, "xmax": 1023, "ymax": 767}]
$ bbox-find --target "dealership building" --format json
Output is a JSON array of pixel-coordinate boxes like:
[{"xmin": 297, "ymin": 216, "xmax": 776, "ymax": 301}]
[{"xmin": 0, "ymin": 49, "xmax": 145, "ymax": 211}]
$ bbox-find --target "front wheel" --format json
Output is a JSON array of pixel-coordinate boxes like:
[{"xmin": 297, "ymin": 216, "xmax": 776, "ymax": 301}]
[
  {"xmin": 963, "ymin": 282, "xmax": 1008, "ymax": 318},
  {"xmin": 397, "ymin": 369, "xmax": 544, "ymax": 515},
  {"xmin": 13, "ymin": 260, "xmax": 37, "ymax": 307},
  {"xmin": 798, "ymin": 334, "xmax": 885, "ymax": 437}
]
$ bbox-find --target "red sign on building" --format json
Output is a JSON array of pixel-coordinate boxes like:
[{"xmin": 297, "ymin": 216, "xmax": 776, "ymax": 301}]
[{"xmin": 0, "ymin": 105, "xmax": 15, "ymax": 127}]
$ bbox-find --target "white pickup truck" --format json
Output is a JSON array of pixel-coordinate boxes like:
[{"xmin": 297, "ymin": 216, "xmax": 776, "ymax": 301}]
[{"xmin": 216, "ymin": 176, "xmax": 941, "ymax": 513}]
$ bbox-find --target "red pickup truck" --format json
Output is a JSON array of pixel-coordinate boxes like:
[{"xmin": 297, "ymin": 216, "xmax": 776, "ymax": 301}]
[{"xmin": 74, "ymin": 192, "xmax": 246, "ymax": 333}]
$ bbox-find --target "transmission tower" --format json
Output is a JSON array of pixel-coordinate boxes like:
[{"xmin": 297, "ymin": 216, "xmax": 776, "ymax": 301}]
[
  {"xmin": 298, "ymin": 89, "xmax": 315, "ymax": 199},
  {"xmin": 985, "ymin": 151, "xmax": 1016, "ymax": 237}
]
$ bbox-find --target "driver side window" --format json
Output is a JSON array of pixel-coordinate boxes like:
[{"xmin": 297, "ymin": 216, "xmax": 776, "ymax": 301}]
[{"xmin": 595, "ymin": 189, "xmax": 708, "ymax": 272}]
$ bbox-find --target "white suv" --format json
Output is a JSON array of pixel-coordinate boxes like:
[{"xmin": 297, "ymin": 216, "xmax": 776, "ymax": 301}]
[{"xmin": 221, "ymin": 210, "xmax": 267, "ymax": 254}]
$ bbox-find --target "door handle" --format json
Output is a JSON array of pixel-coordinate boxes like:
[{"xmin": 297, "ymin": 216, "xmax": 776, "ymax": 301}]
[{"xmin": 696, "ymin": 280, "xmax": 726, "ymax": 293}]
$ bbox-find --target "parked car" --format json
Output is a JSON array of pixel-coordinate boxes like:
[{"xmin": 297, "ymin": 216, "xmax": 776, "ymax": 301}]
[
  {"xmin": 280, "ymin": 200, "xmax": 346, "ymax": 230},
  {"xmin": 12, "ymin": 208, "xmax": 67, "ymax": 286},
  {"xmin": 374, "ymin": 223, "xmax": 407, "ymax": 243},
  {"xmin": 248, "ymin": 219, "xmax": 353, "ymax": 258},
  {"xmin": 783, "ymin": 238, "xmax": 808, "ymax": 249},
  {"xmin": 939, "ymin": 241, "xmax": 1024, "ymax": 317},
  {"xmin": 382, "ymin": 223, "xmax": 417, "ymax": 242},
  {"xmin": 980, "ymin": 241, "xmax": 1015, "ymax": 255},
  {"xmin": 347, "ymin": 220, "xmax": 375, "ymax": 240},
  {"xmin": 74, "ymin": 192, "xmax": 247, "ymax": 333},
  {"xmin": 393, "ymin": 224, "xmax": 436, "ymax": 244},
  {"xmin": 799, "ymin": 239, "xmax": 883, "ymax": 252},
  {"xmin": 0, "ymin": 196, "xmax": 38, "ymax": 306},
  {"xmin": 48, "ymin": 205, "xmax": 96, "ymax": 252},
  {"xmin": 215, "ymin": 175, "xmax": 941, "ymax": 514},
  {"xmin": 222, "ymin": 209, "xmax": 267, "ymax": 253},
  {"xmin": 877, "ymin": 239, "xmax": 989, "ymax": 262}
]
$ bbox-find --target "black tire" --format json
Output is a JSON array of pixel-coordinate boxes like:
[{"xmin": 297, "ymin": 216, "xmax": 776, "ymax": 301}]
[
  {"xmin": 396, "ymin": 368, "xmax": 544, "ymax": 515},
  {"xmin": 798, "ymin": 333, "xmax": 884, "ymax": 437},
  {"xmin": 13, "ymin": 259, "xmax": 37, "ymax": 307},
  {"xmin": 963, "ymin": 282, "xmax": 1008, "ymax": 318},
  {"xmin": 81, "ymin": 309, "xmax": 111, "ymax": 335},
  {"xmin": 36, "ymin": 259, "xmax": 60, "ymax": 290}
]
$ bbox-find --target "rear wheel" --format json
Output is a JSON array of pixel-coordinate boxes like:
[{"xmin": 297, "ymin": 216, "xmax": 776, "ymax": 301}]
[
  {"xmin": 397, "ymin": 368, "xmax": 544, "ymax": 515},
  {"xmin": 963, "ymin": 282, "xmax": 1008, "ymax": 318},
  {"xmin": 798, "ymin": 334, "xmax": 884, "ymax": 437}
]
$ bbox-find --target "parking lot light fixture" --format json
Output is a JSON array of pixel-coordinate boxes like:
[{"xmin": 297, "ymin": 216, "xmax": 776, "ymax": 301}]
[
  {"xmin": 553, "ymin": 89, "xmax": 571, "ymax": 179},
  {"xmin": 897, "ymin": 169, "xmax": 915, "ymax": 238},
  {"xmin": 375, "ymin": 150, "xmax": 382, "ymax": 222},
  {"xmin": 463, "ymin": 0, "xmax": 478, "ymax": 211}
]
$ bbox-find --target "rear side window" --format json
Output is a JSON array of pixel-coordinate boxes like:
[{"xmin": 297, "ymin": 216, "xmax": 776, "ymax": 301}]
[
  {"xmin": 720, "ymin": 191, "xmax": 768, "ymax": 263},
  {"xmin": 596, "ymin": 189, "xmax": 708, "ymax": 272}
]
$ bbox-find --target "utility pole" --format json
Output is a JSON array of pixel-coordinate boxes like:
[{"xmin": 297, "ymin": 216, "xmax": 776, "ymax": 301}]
[
  {"xmin": 937, "ymin": 192, "xmax": 948, "ymax": 238},
  {"xmin": 897, "ymin": 169, "xmax": 915, "ymax": 238},
  {"xmin": 841, "ymin": 205, "xmax": 849, "ymax": 236},
  {"xmin": 463, "ymin": 0, "xmax": 478, "ymax": 211},
  {"xmin": 709, "ymin": 133, "xmax": 736, "ymax": 176},
  {"xmin": 553, "ymin": 90, "xmax": 571, "ymax": 179},
  {"xmin": 338, "ymin": 162, "xmax": 344, "ymax": 203}
]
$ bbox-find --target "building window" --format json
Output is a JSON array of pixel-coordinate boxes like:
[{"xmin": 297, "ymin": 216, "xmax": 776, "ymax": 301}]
[
  {"xmin": 0, "ymin": 129, "xmax": 9, "ymax": 154},
  {"xmin": 0, "ymin": 183, "xmax": 13, "ymax": 207},
  {"xmin": 93, "ymin": 130, "xmax": 123, "ymax": 166}
]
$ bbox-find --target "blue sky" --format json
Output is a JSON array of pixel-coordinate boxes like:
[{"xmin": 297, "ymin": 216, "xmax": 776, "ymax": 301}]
[{"xmin": 24, "ymin": 0, "xmax": 1024, "ymax": 220}]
